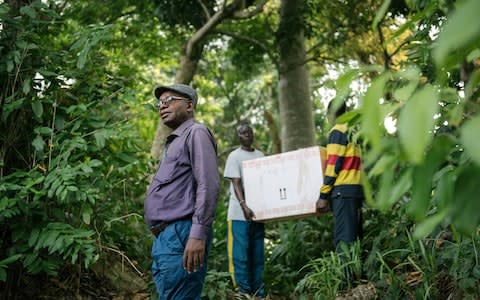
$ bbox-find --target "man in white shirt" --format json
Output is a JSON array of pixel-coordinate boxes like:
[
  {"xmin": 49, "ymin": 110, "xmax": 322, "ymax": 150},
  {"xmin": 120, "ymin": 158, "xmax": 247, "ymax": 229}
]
[{"xmin": 224, "ymin": 124, "xmax": 266, "ymax": 299}]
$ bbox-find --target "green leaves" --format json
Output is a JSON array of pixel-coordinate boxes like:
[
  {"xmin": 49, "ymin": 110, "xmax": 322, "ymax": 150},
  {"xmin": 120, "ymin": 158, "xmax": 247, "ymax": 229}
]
[
  {"xmin": 398, "ymin": 84, "xmax": 439, "ymax": 164},
  {"xmin": 376, "ymin": 167, "xmax": 412, "ymax": 211},
  {"xmin": 460, "ymin": 115, "xmax": 480, "ymax": 166},
  {"xmin": 0, "ymin": 254, "xmax": 22, "ymax": 281},
  {"xmin": 71, "ymin": 25, "xmax": 113, "ymax": 69},
  {"xmin": 43, "ymin": 161, "xmax": 102, "ymax": 203},
  {"xmin": 25, "ymin": 223, "xmax": 97, "ymax": 272},
  {"xmin": 413, "ymin": 209, "xmax": 448, "ymax": 239},
  {"xmin": 2, "ymin": 98, "xmax": 24, "ymax": 121},
  {"xmin": 32, "ymin": 135, "xmax": 46, "ymax": 152},
  {"xmin": 451, "ymin": 166, "xmax": 480, "ymax": 234},
  {"xmin": 407, "ymin": 136, "xmax": 452, "ymax": 221},
  {"xmin": 334, "ymin": 69, "xmax": 361, "ymax": 107},
  {"xmin": 392, "ymin": 67, "xmax": 420, "ymax": 102},
  {"xmin": 22, "ymin": 77, "xmax": 31, "ymax": 94},
  {"xmin": 82, "ymin": 206, "xmax": 93, "ymax": 225},
  {"xmin": 19, "ymin": 4, "xmax": 37, "ymax": 19},
  {"xmin": 0, "ymin": 196, "xmax": 20, "ymax": 220},
  {"xmin": 0, "ymin": 0, "xmax": 152, "ymax": 288},
  {"xmin": 0, "ymin": 3, "xmax": 10, "ymax": 16},
  {"xmin": 433, "ymin": 0, "xmax": 480, "ymax": 69},
  {"xmin": 372, "ymin": 0, "xmax": 391, "ymax": 30},
  {"xmin": 31, "ymin": 101, "xmax": 43, "ymax": 118},
  {"xmin": 94, "ymin": 129, "xmax": 107, "ymax": 148},
  {"xmin": 361, "ymin": 74, "xmax": 389, "ymax": 149}
]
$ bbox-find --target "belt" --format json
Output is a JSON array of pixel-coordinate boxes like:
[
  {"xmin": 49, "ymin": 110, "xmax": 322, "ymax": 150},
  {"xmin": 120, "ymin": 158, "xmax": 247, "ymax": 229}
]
[
  {"xmin": 150, "ymin": 221, "xmax": 170, "ymax": 238},
  {"xmin": 150, "ymin": 216, "xmax": 192, "ymax": 238}
]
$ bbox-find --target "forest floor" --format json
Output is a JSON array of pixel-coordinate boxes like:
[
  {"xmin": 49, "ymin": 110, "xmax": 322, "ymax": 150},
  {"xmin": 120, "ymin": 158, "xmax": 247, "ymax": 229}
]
[
  {"xmin": 2, "ymin": 254, "xmax": 377, "ymax": 300},
  {"xmin": 4, "ymin": 273, "xmax": 377, "ymax": 300}
]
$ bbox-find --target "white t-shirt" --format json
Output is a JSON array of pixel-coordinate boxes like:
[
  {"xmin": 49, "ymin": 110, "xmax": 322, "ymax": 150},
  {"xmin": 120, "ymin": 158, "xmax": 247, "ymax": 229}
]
[{"xmin": 224, "ymin": 147, "xmax": 264, "ymax": 221}]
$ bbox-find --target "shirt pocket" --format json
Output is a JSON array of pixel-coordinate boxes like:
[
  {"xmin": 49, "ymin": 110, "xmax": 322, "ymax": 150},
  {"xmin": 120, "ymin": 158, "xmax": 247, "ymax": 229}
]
[{"xmin": 154, "ymin": 151, "xmax": 182, "ymax": 184}]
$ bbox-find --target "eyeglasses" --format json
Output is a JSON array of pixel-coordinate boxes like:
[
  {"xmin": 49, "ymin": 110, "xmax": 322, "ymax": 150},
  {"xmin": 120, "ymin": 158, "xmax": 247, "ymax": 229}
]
[{"xmin": 155, "ymin": 95, "xmax": 190, "ymax": 108}]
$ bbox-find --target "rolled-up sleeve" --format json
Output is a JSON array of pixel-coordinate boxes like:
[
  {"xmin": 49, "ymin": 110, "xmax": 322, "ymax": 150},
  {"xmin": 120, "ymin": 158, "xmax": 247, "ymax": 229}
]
[{"xmin": 188, "ymin": 127, "xmax": 219, "ymax": 240}]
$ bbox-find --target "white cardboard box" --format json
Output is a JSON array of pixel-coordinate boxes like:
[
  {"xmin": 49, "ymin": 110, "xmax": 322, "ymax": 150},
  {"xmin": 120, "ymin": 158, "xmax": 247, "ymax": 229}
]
[{"xmin": 242, "ymin": 146, "xmax": 326, "ymax": 222}]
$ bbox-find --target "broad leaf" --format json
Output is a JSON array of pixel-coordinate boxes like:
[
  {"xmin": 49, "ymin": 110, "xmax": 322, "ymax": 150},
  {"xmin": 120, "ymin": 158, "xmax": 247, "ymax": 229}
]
[
  {"xmin": 31, "ymin": 101, "xmax": 43, "ymax": 118},
  {"xmin": 413, "ymin": 209, "xmax": 448, "ymax": 239},
  {"xmin": 376, "ymin": 166, "xmax": 411, "ymax": 211},
  {"xmin": 452, "ymin": 165, "xmax": 480, "ymax": 234},
  {"xmin": 22, "ymin": 78, "xmax": 31, "ymax": 94},
  {"xmin": 369, "ymin": 154, "xmax": 396, "ymax": 177},
  {"xmin": 408, "ymin": 136, "xmax": 452, "ymax": 220},
  {"xmin": 398, "ymin": 84, "xmax": 439, "ymax": 164},
  {"xmin": 2, "ymin": 98, "xmax": 24, "ymax": 121},
  {"xmin": 333, "ymin": 69, "xmax": 360, "ymax": 108},
  {"xmin": 361, "ymin": 74, "xmax": 389, "ymax": 149},
  {"xmin": 434, "ymin": 167, "xmax": 455, "ymax": 211},
  {"xmin": 0, "ymin": 254, "xmax": 22, "ymax": 266},
  {"xmin": 433, "ymin": 0, "xmax": 480, "ymax": 68},
  {"xmin": 372, "ymin": 0, "xmax": 391, "ymax": 30},
  {"xmin": 20, "ymin": 5, "xmax": 37, "ymax": 18},
  {"xmin": 460, "ymin": 115, "xmax": 480, "ymax": 166},
  {"xmin": 34, "ymin": 127, "xmax": 52, "ymax": 135},
  {"xmin": 82, "ymin": 207, "xmax": 92, "ymax": 225},
  {"xmin": 94, "ymin": 130, "xmax": 106, "ymax": 149},
  {"xmin": 32, "ymin": 135, "xmax": 45, "ymax": 152},
  {"xmin": 465, "ymin": 69, "xmax": 480, "ymax": 100},
  {"xmin": 28, "ymin": 229, "xmax": 40, "ymax": 247}
]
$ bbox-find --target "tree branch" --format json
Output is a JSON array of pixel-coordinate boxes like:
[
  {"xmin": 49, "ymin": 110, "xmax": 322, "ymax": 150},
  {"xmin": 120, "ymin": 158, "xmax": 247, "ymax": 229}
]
[
  {"xmin": 185, "ymin": 0, "xmax": 244, "ymax": 57},
  {"xmin": 99, "ymin": 245, "xmax": 144, "ymax": 276},
  {"xmin": 306, "ymin": 39, "xmax": 325, "ymax": 56},
  {"xmin": 390, "ymin": 38, "xmax": 411, "ymax": 58},
  {"xmin": 212, "ymin": 28, "xmax": 278, "ymax": 68},
  {"xmin": 304, "ymin": 54, "xmax": 347, "ymax": 65},
  {"xmin": 197, "ymin": 0, "xmax": 211, "ymax": 20},
  {"xmin": 377, "ymin": 23, "xmax": 391, "ymax": 70},
  {"xmin": 233, "ymin": 0, "xmax": 268, "ymax": 19}
]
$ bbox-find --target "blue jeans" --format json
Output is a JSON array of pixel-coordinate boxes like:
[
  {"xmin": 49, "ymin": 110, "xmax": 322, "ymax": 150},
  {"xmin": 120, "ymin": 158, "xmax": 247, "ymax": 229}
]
[
  {"xmin": 151, "ymin": 219, "xmax": 210, "ymax": 300},
  {"xmin": 227, "ymin": 220, "xmax": 265, "ymax": 297}
]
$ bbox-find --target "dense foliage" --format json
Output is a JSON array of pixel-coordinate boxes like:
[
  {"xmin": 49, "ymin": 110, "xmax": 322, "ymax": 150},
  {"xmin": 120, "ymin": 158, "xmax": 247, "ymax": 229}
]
[
  {"xmin": 0, "ymin": 1, "xmax": 154, "ymax": 297},
  {"xmin": 1, "ymin": 0, "xmax": 479, "ymax": 299}
]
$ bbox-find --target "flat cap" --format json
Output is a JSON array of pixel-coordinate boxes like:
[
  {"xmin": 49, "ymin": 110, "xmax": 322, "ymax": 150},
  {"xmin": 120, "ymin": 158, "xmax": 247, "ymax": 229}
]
[{"xmin": 154, "ymin": 84, "xmax": 198, "ymax": 107}]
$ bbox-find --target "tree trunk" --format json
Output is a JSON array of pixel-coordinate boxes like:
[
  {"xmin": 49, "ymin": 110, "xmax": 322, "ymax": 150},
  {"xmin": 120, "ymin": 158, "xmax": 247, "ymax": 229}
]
[
  {"xmin": 175, "ymin": 36, "xmax": 208, "ymax": 84},
  {"xmin": 277, "ymin": 0, "xmax": 315, "ymax": 152}
]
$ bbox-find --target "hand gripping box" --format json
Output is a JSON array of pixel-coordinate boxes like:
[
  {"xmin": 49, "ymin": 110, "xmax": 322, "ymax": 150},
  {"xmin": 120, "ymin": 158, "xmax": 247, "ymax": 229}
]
[{"xmin": 242, "ymin": 146, "xmax": 326, "ymax": 222}]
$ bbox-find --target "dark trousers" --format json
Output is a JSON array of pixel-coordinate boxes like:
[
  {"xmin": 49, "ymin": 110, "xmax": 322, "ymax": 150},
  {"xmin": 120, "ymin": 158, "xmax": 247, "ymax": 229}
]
[
  {"xmin": 331, "ymin": 193, "xmax": 363, "ymax": 252},
  {"xmin": 331, "ymin": 193, "xmax": 363, "ymax": 286}
]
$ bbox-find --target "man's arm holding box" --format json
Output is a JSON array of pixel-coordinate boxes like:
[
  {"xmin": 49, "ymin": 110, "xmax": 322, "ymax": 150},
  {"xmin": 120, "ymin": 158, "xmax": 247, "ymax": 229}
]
[{"xmin": 231, "ymin": 177, "xmax": 256, "ymax": 221}]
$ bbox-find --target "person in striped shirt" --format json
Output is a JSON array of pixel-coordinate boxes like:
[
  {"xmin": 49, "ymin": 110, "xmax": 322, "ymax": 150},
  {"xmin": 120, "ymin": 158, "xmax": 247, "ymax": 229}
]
[{"xmin": 316, "ymin": 100, "xmax": 364, "ymax": 252}]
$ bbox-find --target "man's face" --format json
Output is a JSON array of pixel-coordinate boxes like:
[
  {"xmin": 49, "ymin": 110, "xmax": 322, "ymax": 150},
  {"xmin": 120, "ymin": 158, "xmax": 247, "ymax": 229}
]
[
  {"xmin": 158, "ymin": 91, "xmax": 193, "ymax": 129},
  {"xmin": 237, "ymin": 125, "xmax": 254, "ymax": 148}
]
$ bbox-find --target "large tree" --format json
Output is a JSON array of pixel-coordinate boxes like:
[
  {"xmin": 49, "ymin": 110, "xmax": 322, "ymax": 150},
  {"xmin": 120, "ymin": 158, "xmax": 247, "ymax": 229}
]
[{"xmin": 277, "ymin": 0, "xmax": 315, "ymax": 151}]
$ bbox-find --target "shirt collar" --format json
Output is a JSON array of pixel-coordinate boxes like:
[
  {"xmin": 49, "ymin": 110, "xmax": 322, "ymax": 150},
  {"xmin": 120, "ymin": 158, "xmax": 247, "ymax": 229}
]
[{"xmin": 169, "ymin": 118, "xmax": 195, "ymax": 138}]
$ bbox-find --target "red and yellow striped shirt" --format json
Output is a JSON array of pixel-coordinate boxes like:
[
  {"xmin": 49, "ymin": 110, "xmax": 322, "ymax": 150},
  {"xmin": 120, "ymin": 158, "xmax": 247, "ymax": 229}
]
[{"xmin": 320, "ymin": 124, "xmax": 364, "ymax": 199}]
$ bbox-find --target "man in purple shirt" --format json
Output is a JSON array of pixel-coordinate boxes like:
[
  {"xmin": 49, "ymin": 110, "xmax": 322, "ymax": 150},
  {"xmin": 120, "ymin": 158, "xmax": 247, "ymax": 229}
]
[{"xmin": 144, "ymin": 83, "xmax": 219, "ymax": 299}]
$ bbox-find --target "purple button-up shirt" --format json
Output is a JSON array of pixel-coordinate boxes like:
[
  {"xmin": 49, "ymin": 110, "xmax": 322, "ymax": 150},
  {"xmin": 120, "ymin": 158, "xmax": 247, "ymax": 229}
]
[{"xmin": 144, "ymin": 118, "xmax": 219, "ymax": 241}]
